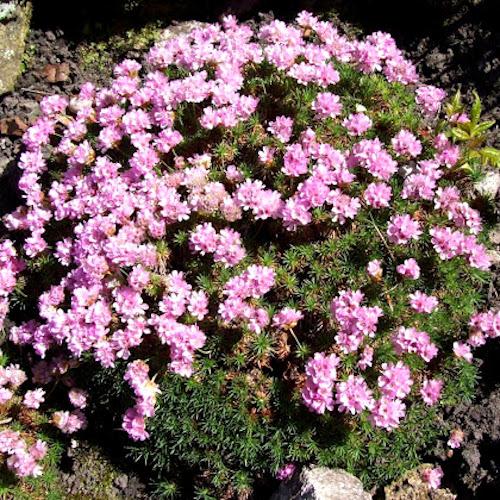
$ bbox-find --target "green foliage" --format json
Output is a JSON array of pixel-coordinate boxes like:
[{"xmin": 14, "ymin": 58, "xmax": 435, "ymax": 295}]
[{"xmin": 443, "ymin": 90, "xmax": 500, "ymax": 173}]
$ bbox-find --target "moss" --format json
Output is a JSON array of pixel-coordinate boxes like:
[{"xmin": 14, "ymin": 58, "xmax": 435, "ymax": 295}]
[{"xmin": 77, "ymin": 22, "xmax": 165, "ymax": 78}]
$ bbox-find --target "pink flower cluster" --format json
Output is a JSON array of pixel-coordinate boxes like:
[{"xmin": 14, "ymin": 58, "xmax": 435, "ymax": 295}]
[
  {"xmin": 378, "ymin": 361, "xmax": 413, "ymax": 400},
  {"xmin": 342, "ymin": 112, "xmax": 372, "ymax": 136},
  {"xmin": 391, "ymin": 129, "xmax": 422, "ymax": 158},
  {"xmin": 150, "ymin": 271, "xmax": 207, "ymax": 376},
  {"xmin": 276, "ymin": 463, "xmax": 296, "ymax": 481},
  {"xmin": 401, "ymin": 160, "xmax": 442, "ymax": 201},
  {"xmin": 416, "ymin": 85, "xmax": 447, "ymax": 117},
  {"xmin": 363, "ymin": 182, "xmax": 392, "ymax": 208},
  {"xmin": 430, "ymin": 227, "xmax": 490, "ymax": 270},
  {"xmin": 447, "ymin": 429, "xmax": 464, "ymax": 449},
  {"xmin": 335, "ymin": 375, "xmax": 374, "ymax": 414},
  {"xmin": 367, "ymin": 259, "xmax": 383, "ymax": 279},
  {"xmin": 392, "ymin": 326, "xmax": 438, "ymax": 362},
  {"xmin": 396, "ymin": 258, "xmax": 421, "ymax": 280},
  {"xmin": 272, "ymin": 307, "xmax": 303, "ymax": 330},
  {"xmin": 330, "ymin": 290, "xmax": 383, "ymax": 353},
  {"xmin": 0, "ymin": 430, "xmax": 47, "ymax": 478},
  {"xmin": 420, "ymin": 378, "xmax": 443, "ymax": 406},
  {"xmin": 0, "ymin": 240, "xmax": 24, "ymax": 330},
  {"xmin": 0, "ymin": 363, "xmax": 27, "ymax": 404},
  {"xmin": 189, "ymin": 223, "xmax": 246, "ymax": 267},
  {"xmin": 422, "ymin": 466, "xmax": 443, "ymax": 489},
  {"xmin": 268, "ymin": 116, "xmax": 294, "ymax": 142},
  {"xmin": 350, "ymin": 138, "xmax": 398, "ymax": 180},
  {"xmin": 387, "ymin": 214, "xmax": 422, "ymax": 245},
  {"xmin": 301, "ymin": 352, "xmax": 340, "ymax": 414},
  {"xmin": 369, "ymin": 397, "xmax": 406, "ymax": 431},
  {"xmin": 52, "ymin": 409, "xmax": 87, "ymax": 434},
  {"xmin": 122, "ymin": 360, "xmax": 159, "ymax": 441},
  {"xmin": 409, "ymin": 291, "xmax": 438, "ymax": 314},
  {"xmin": 450, "ymin": 309, "xmax": 500, "ymax": 365},
  {"xmin": 312, "ymin": 92, "xmax": 342, "ymax": 119},
  {"xmin": 218, "ymin": 265, "xmax": 275, "ymax": 333}
]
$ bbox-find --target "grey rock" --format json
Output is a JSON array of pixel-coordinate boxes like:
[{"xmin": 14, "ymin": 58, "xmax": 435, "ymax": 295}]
[
  {"xmin": 272, "ymin": 466, "xmax": 371, "ymax": 500},
  {"xmin": 489, "ymin": 225, "xmax": 500, "ymax": 246},
  {"xmin": 0, "ymin": 2, "xmax": 32, "ymax": 95},
  {"xmin": 114, "ymin": 473, "xmax": 129, "ymax": 490},
  {"xmin": 487, "ymin": 249, "xmax": 500, "ymax": 266}
]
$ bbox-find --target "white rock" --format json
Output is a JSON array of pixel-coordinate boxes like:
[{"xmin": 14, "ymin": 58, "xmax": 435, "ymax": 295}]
[
  {"xmin": 474, "ymin": 171, "xmax": 500, "ymax": 199},
  {"xmin": 160, "ymin": 21, "xmax": 207, "ymax": 42},
  {"xmin": 272, "ymin": 466, "xmax": 371, "ymax": 500}
]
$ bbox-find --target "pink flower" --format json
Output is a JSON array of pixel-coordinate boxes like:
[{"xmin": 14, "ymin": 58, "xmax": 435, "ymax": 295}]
[
  {"xmin": 447, "ymin": 429, "xmax": 464, "ymax": 449},
  {"xmin": 378, "ymin": 361, "xmax": 413, "ymax": 400},
  {"xmin": 272, "ymin": 307, "xmax": 303, "ymax": 330},
  {"xmin": 358, "ymin": 346, "xmax": 374, "ymax": 370},
  {"xmin": 351, "ymin": 138, "xmax": 398, "ymax": 180},
  {"xmin": 453, "ymin": 341, "xmax": 473, "ymax": 362},
  {"xmin": 53, "ymin": 410, "xmax": 87, "ymax": 434},
  {"xmin": 363, "ymin": 182, "xmax": 392, "ymax": 208},
  {"xmin": 367, "ymin": 259, "xmax": 383, "ymax": 280},
  {"xmin": 396, "ymin": 258, "xmax": 421, "ymax": 280},
  {"xmin": 0, "ymin": 387, "xmax": 13, "ymax": 404},
  {"xmin": 391, "ymin": 129, "xmax": 422, "ymax": 157},
  {"xmin": 409, "ymin": 291, "xmax": 438, "ymax": 313},
  {"xmin": 68, "ymin": 388, "xmax": 88, "ymax": 409},
  {"xmin": 302, "ymin": 352, "xmax": 340, "ymax": 414},
  {"xmin": 226, "ymin": 164, "xmax": 244, "ymax": 182},
  {"xmin": 312, "ymin": 92, "xmax": 342, "ymax": 119},
  {"xmin": 276, "ymin": 463, "xmax": 296, "ymax": 481},
  {"xmin": 416, "ymin": 85, "xmax": 446, "ymax": 116},
  {"xmin": 469, "ymin": 310, "xmax": 500, "ymax": 339},
  {"xmin": 268, "ymin": 116, "xmax": 293, "ymax": 143},
  {"xmin": 23, "ymin": 388, "xmax": 46, "ymax": 409},
  {"xmin": 328, "ymin": 189, "xmax": 361, "ymax": 224},
  {"xmin": 214, "ymin": 228, "xmax": 246, "ymax": 267},
  {"xmin": 343, "ymin": 113, "xmax": 372, "ymax": 136},
  {"xmin": 422, "ymin": 466, "xmax": 443, "ymax": 489},
  {"xmin": 335, "ymin": 375, "xmax": 374, "ymax": 414},
  {"xmin": 283, "ymin": 144, "xmax": 309, "ymax": 177},
  {"xmin": 189, "ymin": 223, "xmax": 218, "ymax": 255},
  {"xmin": 331, "ymin": 290, "xmax": 383, "ymax": 353},
  {"xmin": 122, "ymin": 407, "xmax": 149, "ymax": 441},
  {"xmin": 420, "ymin": 378, "xmax": 443, "ymax": 406},
  {"xmin": 370, "ymin": 397, "xmax": 406, "ymax": 431},
  {"xmin": 258, "ymin": 146, "xmax": 275, "ymax": 165},
  {"xmin": 187, "ymin": 291, "xmax": 209, "ymax": 321},
  {"xmin": 387, "ymin": 214, "xmax": 422, "ymax": 245},
  {"xmin": 392, "ymin": 327, "xmax": 438, "ymax": 362}
]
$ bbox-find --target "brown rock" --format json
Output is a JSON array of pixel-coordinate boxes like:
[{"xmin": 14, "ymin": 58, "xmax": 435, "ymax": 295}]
[
  {"xmin": 41, "ymin": 62, "xmax": 70, "ymax": 83},
  {"xmin": 0, "ymin": 115, "xmax": 28, "ymax": 136}
]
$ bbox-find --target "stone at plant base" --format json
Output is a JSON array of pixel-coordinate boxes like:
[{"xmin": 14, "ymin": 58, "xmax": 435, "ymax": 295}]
[
  {"xmin": 0, "ymin": 1, "xmax": 32, "ymax": 95},
  {"xmin": 160, "ymin": 20, "xmax": 207, "ymax": 42},
  {"xmin": 489, "ymin": 225, "xmax": 500, "ymax": 246},
  {"xmin": 271, "ymin": 466, "xmax": 371, "ymax": 500},
  {"xmin": 384, "ymin": 464, "xmax": 456, "ymax": 500},
  {"xmin": 474, "ymin": 171, "xmax": 500, "ymax": 199}
]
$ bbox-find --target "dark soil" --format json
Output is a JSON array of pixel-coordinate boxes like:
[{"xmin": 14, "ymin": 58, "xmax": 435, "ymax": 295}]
[{"xmin": 0, "ymin": 2, "xmax": 499, "ymax": 497}]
